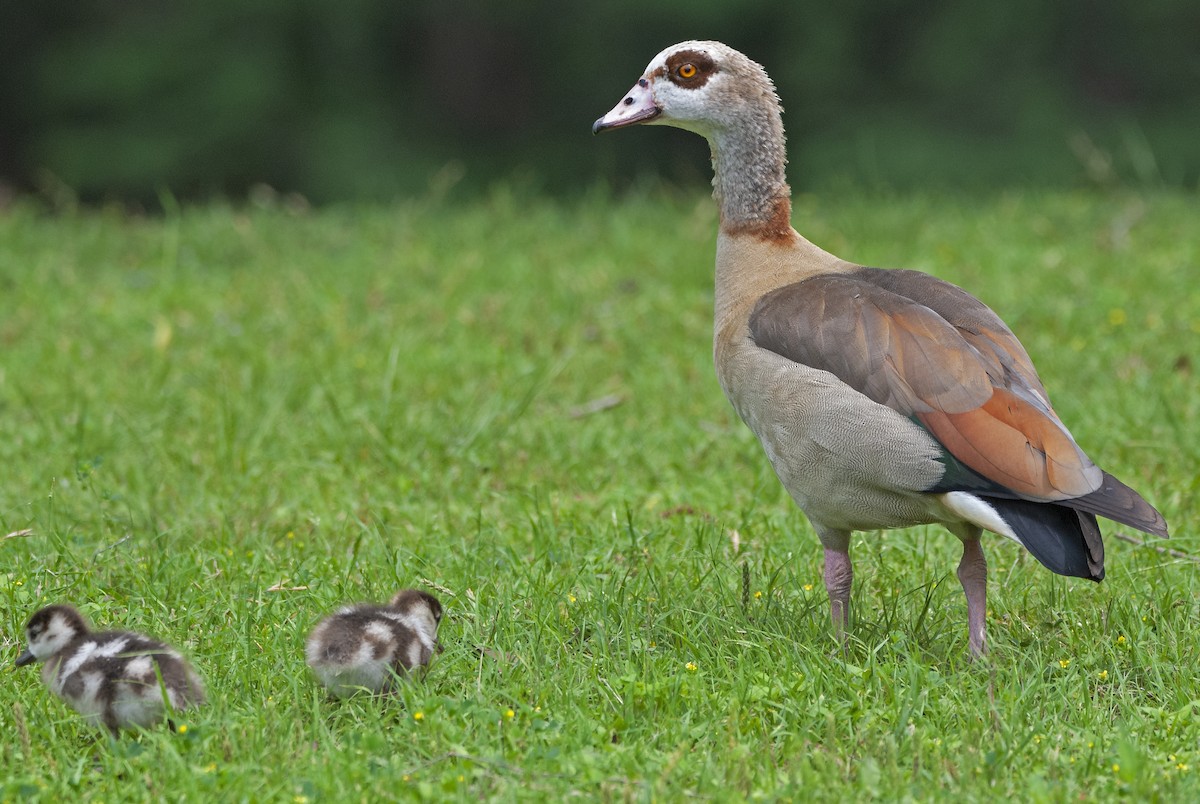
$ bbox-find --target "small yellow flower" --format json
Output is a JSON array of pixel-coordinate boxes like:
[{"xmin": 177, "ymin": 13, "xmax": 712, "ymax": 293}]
[
  {"xmin": 204, "ymin": 763, "xmax": 217, "ymax": 773},
  {"xmin": 177, "ymin": 724, "xmax": 188, "ymax": 734},
  {"xmin": 754, "ymin": 590, "xmax": 763, "ymax": 599},
  {"xmin": 685, "ymin": 662, "xmax": 698, "ymax": 672},
  {"xmin": 1177, "ymin": 763, "xmax": 1190, "ymax": 772},
  {"xmin": 1169, "ymin": 755, "xmax": 1177, "ymax": 762},
  {"xmin": 1098, "ymin": 670, "xmax": 1109, "ymax": 681},
  {"xmin": 294, "ymin": 797, "xmax": 309, "ymax": 804},
  {"xmin": 567, "ymin": 594, "xmax": 576, "ymax": 604},
  {"xmin": 457, "ymin": 774, "xmax": 465, "ymax": 782},
  {"xmin": 1088, "ymin": 742, "xmax": 1095, "ymax": 749},
  {"xmin": 504, "ymin": 709, "xmax": 515, "ymax": 719},
  {"xmin": 1117, "ymin": 635, "xmax": 1127, "ymax": 645},
  {"xmin": 803, "ymin": 584, "xmax": 813, "ymax": 592},
  {"xmin": 1108, "ymin": 308, "xmax": 1127, "ymax": 327},
  {"xmin": 1033, "ymin": 735, "xmax": 1042, "ymax": 744},
  {"xmin": 286, "ymin": 531, "xmax": 295, "ymax": 540},
  {"xmin": 413, "ymin": 711, "xmax": 424, "ymax": 721},
  {"xmin": 1058, "ymin": 659, "xmax": 1071, "ymax": 669},
  {"xmin": 1112, "ymin": 763, "xmax": 1120, "ymax": 773},
  {"xmin": 402, "ymin": 775, "xmax": 411, "ymax": 782},
  {"xmin": 224, "ymin": 548, "xmax": 233, "ymax": 557}
]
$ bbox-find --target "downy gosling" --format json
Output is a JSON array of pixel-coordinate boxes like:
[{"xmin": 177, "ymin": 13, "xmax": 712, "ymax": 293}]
[
  {"xmin": 16, "ymin": 603, "xmax": 205, "ymax": 735},
  {"xmin": 305, "ymin": 589, "xmax": 443, "ymax": 698}
]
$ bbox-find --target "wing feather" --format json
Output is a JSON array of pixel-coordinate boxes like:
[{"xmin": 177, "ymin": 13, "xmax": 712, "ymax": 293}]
[{"xmin": 749, "ymin": 269, "xmax": 1101, "ymax": 501}]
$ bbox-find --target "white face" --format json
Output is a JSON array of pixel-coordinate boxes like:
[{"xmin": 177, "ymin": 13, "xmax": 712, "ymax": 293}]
[
  {"xmin": 26, "ymin": 612, "xmax": 80, "ymax": 661},
  {"xmin": 593, "ymin": 41, "xmax": 733, "ymax": 139}
]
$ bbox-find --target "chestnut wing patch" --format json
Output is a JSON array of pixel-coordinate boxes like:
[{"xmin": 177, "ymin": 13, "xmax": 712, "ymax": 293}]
[{"xmin": 748, "ymin": 270, "xmax": 1101, "ymax": 500}]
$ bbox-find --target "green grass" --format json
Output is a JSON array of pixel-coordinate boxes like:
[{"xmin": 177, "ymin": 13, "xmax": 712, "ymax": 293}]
[{"xmin": 1, "ymin": 187, "xmax": 1198, "ymax": 801}]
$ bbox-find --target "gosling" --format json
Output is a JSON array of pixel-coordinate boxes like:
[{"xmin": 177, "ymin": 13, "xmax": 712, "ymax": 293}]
[
  {"xmin": 305, "ymin": 588, "xmax": 443, "ymax": 698},
  {"xmin": 15, "ymin": 603, "xmax": 205, "ymax": 735}
]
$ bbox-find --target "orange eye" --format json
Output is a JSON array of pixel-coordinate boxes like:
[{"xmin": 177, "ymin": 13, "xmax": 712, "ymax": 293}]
[{"xmin": 678, "ymin": 63, "xmax": 697, "ymax": 79}]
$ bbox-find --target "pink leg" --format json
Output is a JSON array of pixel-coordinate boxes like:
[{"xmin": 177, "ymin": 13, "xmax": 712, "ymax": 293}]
[
  {"xmin": 956, "ymin": 536, "xmax": 988, "ymax": 658},
  {"xmin": 823, "ymin": 546, "xmax": 853, "ymax": 650}
]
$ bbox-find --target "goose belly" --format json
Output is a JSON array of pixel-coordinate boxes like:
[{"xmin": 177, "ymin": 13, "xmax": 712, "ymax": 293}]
[{"xmin": 717, "ymin": 340, "xmax": 948, "ymax": 532}]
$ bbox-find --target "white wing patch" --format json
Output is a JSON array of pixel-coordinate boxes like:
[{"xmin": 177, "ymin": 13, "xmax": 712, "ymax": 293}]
[
  {"xmin": 939, "ymin": 492, "xmax": 1020, "ymax": 543},
  {"xmin": 124, "ymin": 655, "xmax": 155, "ymax": 680},
  {"xmin": 57, "ymin": 640, "xmax": 99, "ymax": 684},
  {"xmin": 93, "ymin": 637, "xmax": 130, "ymax": 658},
  {"xmin": 364, "ymin": 620, "xmax": 393, "ymax": 642}
]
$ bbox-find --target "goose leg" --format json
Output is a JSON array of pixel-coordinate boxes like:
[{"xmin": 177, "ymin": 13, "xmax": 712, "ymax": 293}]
[
  {"xmin": 819, "ymin": 530, "xmax": 853, "ymax": 650},
  {"xmin": 954, "ymin": 530, "xmax": 988, "ymax": 658}
]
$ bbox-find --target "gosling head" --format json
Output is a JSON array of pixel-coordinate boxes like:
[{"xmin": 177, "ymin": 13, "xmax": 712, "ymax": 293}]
[
  {"xmin": 15, "ymin": 604, "xmax": 90, "ymax": 667},
  {"xmin": 389, "ymin": 589, "xmax": 444, "ymax": 652}
]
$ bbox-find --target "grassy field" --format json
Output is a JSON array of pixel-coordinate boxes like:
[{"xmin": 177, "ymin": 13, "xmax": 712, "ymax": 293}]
[{"xmin": 1, "ymin": 188, "xmax": 1197, "ymax": 801}]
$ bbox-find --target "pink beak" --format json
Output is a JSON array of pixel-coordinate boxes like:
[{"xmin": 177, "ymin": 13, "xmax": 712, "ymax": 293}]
[{"xmin": 592, "ymin": 77, "xmax": 660, "ymax": 133}]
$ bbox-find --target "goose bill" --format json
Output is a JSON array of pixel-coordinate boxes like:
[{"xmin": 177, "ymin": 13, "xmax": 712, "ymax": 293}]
[{"xmin": 593, "ymin": 80, "xmax": 661, "ymax": 133}]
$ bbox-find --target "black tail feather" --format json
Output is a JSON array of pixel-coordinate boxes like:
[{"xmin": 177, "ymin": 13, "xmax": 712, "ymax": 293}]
[{"xmin": 984, "ymin": 497, "xmax": 1105, "ymax": 581}]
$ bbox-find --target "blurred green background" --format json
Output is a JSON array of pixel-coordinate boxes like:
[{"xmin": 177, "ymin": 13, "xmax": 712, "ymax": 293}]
[{"xmin": 2, "ymin": 0, "xmax": 1198, "ymax": 205}]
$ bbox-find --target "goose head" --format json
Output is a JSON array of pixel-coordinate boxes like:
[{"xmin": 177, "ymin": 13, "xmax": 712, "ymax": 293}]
[
  {"xmin": 593, "ymin": 41, "xmax": 792, "ymax": 238},
  {"xmin": 592, "ymin": 41, "xmax": 781, "ymax": 141}
]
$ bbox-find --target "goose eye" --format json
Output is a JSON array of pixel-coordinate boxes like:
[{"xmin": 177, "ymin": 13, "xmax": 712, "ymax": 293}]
[{"xmin": 677, "ymin": 63, "xmax": 697, "ymax": 79}]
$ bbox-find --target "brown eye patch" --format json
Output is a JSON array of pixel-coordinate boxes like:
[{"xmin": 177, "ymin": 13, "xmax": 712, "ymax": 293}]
[{"xmin": 665, "ymin": 50, "xmax": 716, "ymax": 88}]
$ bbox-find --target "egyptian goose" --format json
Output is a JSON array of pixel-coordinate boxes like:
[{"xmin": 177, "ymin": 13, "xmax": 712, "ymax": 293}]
[
  {"xmin": 593, "ymin": 41, "xmax": 1167, "ymax": 656},
  {"xmin": 15, "ymin": 604, "xmax": 205, "ymax": 734},
  {"xmin": 305, "ymin": 589, "xmax": 443, "ymax": 698}
]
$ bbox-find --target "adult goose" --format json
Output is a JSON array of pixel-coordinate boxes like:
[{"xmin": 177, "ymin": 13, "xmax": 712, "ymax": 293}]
[{"xmin": 593, "ymin": 41, "xmax": 1167, "ymax": 656}]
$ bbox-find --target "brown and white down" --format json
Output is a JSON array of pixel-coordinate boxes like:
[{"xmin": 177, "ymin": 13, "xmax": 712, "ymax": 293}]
[
  {"xmin": 594, "ymin": 41, "xmax": 1168, "ymax": 656},
  {"xmin": 305, "ymin": 589, "xmax": 443, "ymax": 697},
  {"xmin": 15, "ymin": 604, "xmax": 205, "ymax": 734}
]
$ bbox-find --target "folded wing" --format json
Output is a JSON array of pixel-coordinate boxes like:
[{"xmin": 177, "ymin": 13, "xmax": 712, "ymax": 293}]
[{"xmin": 748, "ymin": 267, "xmax": 1167, "ymax": 543}]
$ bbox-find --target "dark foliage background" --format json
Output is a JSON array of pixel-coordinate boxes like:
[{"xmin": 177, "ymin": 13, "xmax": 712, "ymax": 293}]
[{"xmin": 2, "ymin": 0, "xmax": 1198, "ymax": 204}]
